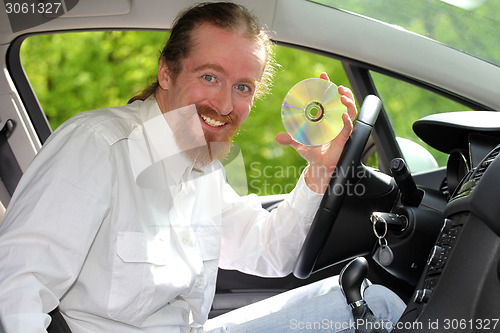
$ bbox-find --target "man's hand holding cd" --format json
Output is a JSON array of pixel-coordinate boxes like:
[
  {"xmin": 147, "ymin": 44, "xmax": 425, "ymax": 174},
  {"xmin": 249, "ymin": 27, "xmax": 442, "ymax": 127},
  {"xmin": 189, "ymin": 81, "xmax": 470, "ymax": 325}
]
[{"xmin": 276, "ymin": 72, "xmax": 357, "ymax": 194}]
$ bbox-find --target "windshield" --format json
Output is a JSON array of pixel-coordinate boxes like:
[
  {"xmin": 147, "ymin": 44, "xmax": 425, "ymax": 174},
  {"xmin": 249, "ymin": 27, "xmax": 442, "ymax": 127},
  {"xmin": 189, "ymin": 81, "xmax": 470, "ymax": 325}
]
[{"xmin": 310, "ymin": 0, "xmax": 500, "ymax": 68}]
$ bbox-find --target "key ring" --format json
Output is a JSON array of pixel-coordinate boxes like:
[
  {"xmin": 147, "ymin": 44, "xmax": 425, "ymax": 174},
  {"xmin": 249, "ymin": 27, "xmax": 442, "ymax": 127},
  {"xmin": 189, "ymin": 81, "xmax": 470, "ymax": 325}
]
[
  {"xmin": 370, "ymin": 212, "xmax": 394, "ymax": 267},
  {"xmin": 370, "ymin": 212, "xmax": 388, "ymax": 240},
  {"xmin": 377, "ymin": 237, "xmax": 388, "ymax": 247}
]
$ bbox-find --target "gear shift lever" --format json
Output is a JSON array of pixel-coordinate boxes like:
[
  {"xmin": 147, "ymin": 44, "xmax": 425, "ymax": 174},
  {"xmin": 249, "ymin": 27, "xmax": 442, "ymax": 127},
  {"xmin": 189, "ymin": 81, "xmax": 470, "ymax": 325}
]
[
  {"xmin": 340, "ymin": 257, "xmax": 369, "ymax": 308},
  {"xmin": 339, "ymin": 257, "xmax": 389, "ymax": 333}
]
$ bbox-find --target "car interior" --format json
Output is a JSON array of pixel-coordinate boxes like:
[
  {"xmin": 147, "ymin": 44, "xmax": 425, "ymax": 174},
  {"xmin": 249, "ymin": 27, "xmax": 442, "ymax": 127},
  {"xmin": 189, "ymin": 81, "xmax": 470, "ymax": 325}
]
[{"xmin": 1, "ymin": 0, "xmax": 500, "ymax": 332}]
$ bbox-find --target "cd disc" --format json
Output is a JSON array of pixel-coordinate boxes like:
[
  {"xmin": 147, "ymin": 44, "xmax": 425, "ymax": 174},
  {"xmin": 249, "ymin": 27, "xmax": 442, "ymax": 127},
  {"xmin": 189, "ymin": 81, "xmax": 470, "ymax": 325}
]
[{"xmin": 281, "ymin": 78, "xmax": 345, "ymax": 146}]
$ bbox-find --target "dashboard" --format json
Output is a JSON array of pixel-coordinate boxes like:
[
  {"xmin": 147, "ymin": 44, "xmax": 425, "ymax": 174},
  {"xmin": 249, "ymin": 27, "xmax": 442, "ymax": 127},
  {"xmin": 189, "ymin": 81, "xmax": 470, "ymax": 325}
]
[{"xmin": 394, "ymin": 112, "xmax": 500, "ymax": 332}]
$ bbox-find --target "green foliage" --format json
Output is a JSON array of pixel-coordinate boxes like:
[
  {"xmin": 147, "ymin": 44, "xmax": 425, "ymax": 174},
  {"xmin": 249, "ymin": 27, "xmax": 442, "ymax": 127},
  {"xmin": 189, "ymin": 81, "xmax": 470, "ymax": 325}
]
[
  {"xmin": 21, "ymin": 31, "xmax": 167, "ymax": 129},
  {"xmin": 371, "ymin": 72, "xmax": 469, "ymax": 167}
]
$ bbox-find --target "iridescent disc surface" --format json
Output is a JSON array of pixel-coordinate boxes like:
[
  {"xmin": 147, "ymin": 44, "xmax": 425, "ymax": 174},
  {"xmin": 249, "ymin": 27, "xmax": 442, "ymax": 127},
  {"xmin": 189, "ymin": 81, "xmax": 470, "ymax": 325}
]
[{"xmin": 281, "ymin": 78, "xmax": 345, "ymax": 146}]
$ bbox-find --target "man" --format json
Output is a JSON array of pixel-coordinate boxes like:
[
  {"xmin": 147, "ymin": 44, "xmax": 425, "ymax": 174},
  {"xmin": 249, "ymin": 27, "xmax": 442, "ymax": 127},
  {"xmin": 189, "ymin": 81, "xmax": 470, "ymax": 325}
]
[{"xmin": 0, "ymin": 2, "xmax": 404, "ymax": 332}]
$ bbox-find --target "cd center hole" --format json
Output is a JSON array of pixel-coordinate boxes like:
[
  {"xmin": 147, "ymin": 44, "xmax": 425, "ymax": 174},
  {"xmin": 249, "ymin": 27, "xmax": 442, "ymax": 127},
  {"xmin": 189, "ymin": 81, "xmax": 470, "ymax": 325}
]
[{"xmin": 305, "ymin": 101, "xmax": 324, "ymax": 122}]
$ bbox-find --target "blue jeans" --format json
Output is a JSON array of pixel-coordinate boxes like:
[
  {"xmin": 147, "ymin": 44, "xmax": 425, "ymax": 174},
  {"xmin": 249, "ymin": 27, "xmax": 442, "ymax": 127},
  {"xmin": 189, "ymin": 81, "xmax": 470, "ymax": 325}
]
[{"xmin": 203, "ymin": 276, "xmax": 405, "ymax": 333}]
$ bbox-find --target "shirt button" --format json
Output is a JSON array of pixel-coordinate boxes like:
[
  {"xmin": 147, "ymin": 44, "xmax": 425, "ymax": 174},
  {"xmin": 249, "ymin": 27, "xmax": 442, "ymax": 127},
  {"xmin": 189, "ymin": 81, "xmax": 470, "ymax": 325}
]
[
  {"xmin": 182, "ymin": 234, "xmax": 191, "ymax": 244},
  {"xmin": 195, "ymin": 278, "xmax": 203, "ymax": 288},
  {"xmin": 129, "ymin": 124, "xmax": 142, "ymax": 140}
]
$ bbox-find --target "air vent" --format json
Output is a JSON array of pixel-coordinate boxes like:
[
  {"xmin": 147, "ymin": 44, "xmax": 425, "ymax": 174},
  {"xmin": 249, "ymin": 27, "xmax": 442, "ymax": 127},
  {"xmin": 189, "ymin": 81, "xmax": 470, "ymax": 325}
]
[
  {"xmin": 451, "ymin": 144, "xmax": 500, "ymax": 201},
  {"xmin": 440, "ymin": 178, "xmax": 450, "ymax": 200},
  {"xmin": 471, "ymin": 145, "xmax": 500, "ymax": 182}
]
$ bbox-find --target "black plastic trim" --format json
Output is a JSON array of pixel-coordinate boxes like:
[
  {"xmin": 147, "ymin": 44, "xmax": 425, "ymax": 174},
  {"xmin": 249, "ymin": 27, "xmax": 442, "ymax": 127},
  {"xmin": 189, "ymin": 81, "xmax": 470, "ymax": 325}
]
[
  {"xmin": 6, "ymin": 34, "xmax": 52, "ymax": 143},
  {"xmin": 343, "ymin": 64, "xmax": 403, "ymax": 174},
  {"xmin": 0, "ymin": 120, "xmax": 23, "ymax": 195}
]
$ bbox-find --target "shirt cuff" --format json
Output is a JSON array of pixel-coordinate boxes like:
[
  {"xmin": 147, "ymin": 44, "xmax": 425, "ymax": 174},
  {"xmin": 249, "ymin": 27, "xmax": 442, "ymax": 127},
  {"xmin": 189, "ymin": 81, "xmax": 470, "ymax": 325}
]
[{"xmin": 286, "ymin": 168, "xmax": 324, "ymax": 220}]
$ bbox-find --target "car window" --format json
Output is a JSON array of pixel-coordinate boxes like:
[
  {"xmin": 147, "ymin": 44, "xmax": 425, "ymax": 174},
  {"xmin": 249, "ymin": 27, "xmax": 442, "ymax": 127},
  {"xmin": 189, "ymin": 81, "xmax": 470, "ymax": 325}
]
[
  {"xmin": 313, "ymin": 0, "xmax": 500, "ymax": 70},
  {"xmin": 20, "ymin": 31, "xmax": 350, "ymax": 196},
  {"xmin": 20, "ymin": 31, "xmax": 167, "ymax": 129},
  {"xmin": 370, "ymin": 71, "xmax": 472, "ymax": 171}
]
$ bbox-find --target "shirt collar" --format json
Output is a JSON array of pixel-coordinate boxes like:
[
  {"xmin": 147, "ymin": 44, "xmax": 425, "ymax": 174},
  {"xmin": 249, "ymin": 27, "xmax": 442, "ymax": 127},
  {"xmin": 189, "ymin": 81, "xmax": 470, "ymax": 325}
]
[{"xmin": 133, "ymin": 97, "xmax": 209, "ymax": 185}]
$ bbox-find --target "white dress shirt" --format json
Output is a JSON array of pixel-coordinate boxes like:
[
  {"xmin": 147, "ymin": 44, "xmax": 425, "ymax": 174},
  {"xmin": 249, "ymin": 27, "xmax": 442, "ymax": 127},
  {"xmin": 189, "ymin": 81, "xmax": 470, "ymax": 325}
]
[{"xmin": 0, "ymin": 98, "xmax": 322, "ymax": 333}]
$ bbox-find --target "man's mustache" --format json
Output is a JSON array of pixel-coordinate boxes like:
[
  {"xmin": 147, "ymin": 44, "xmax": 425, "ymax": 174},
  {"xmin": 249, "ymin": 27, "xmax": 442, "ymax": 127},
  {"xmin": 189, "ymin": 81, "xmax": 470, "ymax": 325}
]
[{"xmin": 196, "ymin": 104, "xmax": 237, "ymax": 125}]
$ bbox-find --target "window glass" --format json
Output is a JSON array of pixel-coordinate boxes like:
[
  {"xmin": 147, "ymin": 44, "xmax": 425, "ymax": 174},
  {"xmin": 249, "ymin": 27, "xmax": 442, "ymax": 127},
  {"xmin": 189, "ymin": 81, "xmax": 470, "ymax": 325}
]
[
  {"xmin": 20, "ymin": 31, "xmax": 350, "ymax": 195},
  {"xmin": 20, "ymin": 31, "xmax": 167, "ymax": 129},
  {"xmin": 371, "ymin": 71, "xmax": 472, "ymax": 168},
  {"xmin": 312, "ymin": 0, "xmax": 500, "ymax": 69}
]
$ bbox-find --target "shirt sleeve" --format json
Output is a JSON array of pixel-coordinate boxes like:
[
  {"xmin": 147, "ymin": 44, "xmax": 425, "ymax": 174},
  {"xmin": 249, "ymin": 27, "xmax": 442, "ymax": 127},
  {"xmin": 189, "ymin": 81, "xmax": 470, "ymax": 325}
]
[
  {"xmin": 0, "ymin": 119, "xmax": 112, "ymax": 333},
  {"xmin": 219, "ymin": 169, "xmax": 323, "ymax": 277}
]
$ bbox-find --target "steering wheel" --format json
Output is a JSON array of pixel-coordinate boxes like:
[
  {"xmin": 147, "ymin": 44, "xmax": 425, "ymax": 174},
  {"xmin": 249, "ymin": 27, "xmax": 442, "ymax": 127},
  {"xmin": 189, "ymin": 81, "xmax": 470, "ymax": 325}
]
[{"xmin": 293, "ymin": 95, "xmax": 383, "ymax": 279}]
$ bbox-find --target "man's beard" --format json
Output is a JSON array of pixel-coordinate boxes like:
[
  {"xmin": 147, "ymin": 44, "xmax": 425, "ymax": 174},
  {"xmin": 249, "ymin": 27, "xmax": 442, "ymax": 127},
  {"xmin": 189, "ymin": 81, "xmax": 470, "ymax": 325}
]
[{"xmin": 175, "ymin": 104, "xmax": 241, "ymax": 167}]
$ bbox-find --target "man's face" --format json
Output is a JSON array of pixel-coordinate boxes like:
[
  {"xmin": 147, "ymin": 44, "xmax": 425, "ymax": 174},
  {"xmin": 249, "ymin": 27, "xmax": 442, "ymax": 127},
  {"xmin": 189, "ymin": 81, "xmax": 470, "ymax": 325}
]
[{"xmin": 156, "ymin": 23, "xmax": 266, "ymax": 146}]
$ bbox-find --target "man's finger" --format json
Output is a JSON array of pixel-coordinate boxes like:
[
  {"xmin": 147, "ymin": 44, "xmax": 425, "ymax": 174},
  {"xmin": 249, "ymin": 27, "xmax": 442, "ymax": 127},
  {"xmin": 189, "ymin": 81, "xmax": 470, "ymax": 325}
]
[{"xmin": 276, "ymin": 132, "xmax": 294, "ymax": 146}]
